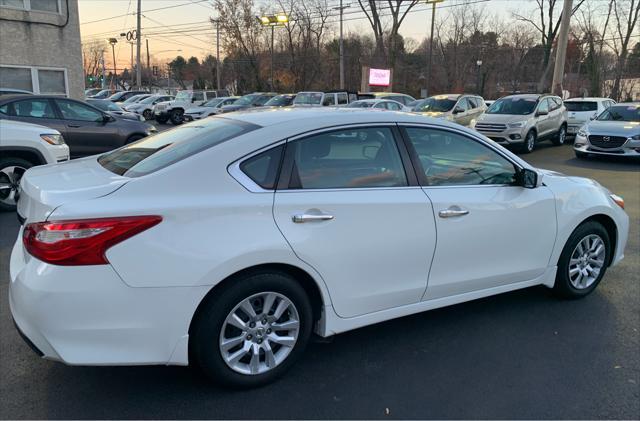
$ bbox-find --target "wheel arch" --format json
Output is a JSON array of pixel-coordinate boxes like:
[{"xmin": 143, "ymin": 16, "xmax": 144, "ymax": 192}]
[
  {"xmin": 188, "ymin": 263, "xmax": 326, "ymax": 336},
  {"xmin": 0, "ymin": 146, "xmax": 46, "ymax": 165},
  {"xmin": 580, "ymin": 213, "xmax": 618, "ymax": 267}
]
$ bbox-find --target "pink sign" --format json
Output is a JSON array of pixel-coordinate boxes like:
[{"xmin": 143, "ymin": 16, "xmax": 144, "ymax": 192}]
[{"xmin": 369, "ymin": 68, "xmax": 391, "ymax": 86}]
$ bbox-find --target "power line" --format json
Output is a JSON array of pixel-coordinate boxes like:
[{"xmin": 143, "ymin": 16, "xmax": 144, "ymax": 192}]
[{"xmin": 80, "ymin": 0, "xmax": 210, "ymax": 25}]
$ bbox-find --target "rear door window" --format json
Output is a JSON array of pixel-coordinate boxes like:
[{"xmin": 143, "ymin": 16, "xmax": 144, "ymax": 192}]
[
  {"xmin": 322, "ymin": 94, "xmax": 336, "ymax": 106},
  {"xmin": 2, "ymin": 99, "xmax": 56, "ymax": 119},
  {"xmin": 98, "ymin": 118, "xmax": 259, "ymax": 177},
  {"xmin": 337, "ymin": 93, "xmax": 348, "ymax": 105},
  {"xmin": 240, "ymin": 145, "xmax": 284, "ymax": 189},
  {"xmin": 192, "ymin": 92, "xmax": 204, "ymax": 102}
]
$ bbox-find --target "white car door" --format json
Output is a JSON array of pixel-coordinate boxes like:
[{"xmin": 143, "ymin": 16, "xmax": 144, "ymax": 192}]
[
  {"xmin": 400, "ymin": 126, "xmax": 557, "ymax": 300},
  {"xmin": 273, "ymin": 125, "xmax": 437, "ymax": 318}
]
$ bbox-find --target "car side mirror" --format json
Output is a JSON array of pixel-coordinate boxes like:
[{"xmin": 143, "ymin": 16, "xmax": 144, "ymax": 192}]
[
  {"xmin": 536, "ymin": 110, "xmax": 548, "ymax": 116},
  {"xmin": 102, "ymin": 114, "xmax": 113, "ymax": 123},
  {"xmin": 516, "ymin": 168, "xmax": 538, "ymax": 189}
]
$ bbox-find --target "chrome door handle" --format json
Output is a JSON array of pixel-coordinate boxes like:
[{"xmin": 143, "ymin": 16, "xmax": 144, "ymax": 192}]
[
  {"xmin": 292, "ymin": 213, "xmax": 334, "ymax": 223},
  {"xmin": 438, "ymin": 207, "xmax": 469, "ymax": 218}
]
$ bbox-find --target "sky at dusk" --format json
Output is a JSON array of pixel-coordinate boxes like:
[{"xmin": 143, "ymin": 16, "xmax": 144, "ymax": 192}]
[{"xmin": 78, "ymin": 0, "xmax": 598, "ymax": 70}]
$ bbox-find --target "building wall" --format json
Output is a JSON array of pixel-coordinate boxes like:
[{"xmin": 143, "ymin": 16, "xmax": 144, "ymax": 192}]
[{"xmin": 0, "ymin": 0, "xmax": 83, "ymax": 99}]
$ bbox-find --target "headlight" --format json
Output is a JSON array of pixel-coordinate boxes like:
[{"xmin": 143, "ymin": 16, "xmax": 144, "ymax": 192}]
[
  {"xmin": 40, "ymin": 134, "xmax": 64, "ymax": 145},
  {"xmin": 577, "ymin": 128, "xmax": 589, "ymax": 138},
  {"xmin": 631, "ymin": 134, "xmax": 640, "ymax": 140},
  {"xmin": 508, "ymin": 121, "xmax": 527, "ymax": 128}
]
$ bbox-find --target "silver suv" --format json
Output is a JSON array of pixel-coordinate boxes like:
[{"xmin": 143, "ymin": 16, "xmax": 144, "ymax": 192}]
[
  {"xmin": 412, "ymin": 94, "xmax": 486, "ymax": 127},
  {"xmin": 473, "ymin": 94, "xmax": 568, "ymax": 153}
]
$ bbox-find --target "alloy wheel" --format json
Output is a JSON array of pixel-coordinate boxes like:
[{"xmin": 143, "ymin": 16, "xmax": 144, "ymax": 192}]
[
  {"xmin": 557, "ymin": 127, "xmax": 566, "ymax": 145},
  {"xmin": 0, "ymin": 165, "xmax": 26, "ymax": 207},
  {"xmin": 219, "ymin": 291, "xmax": 300, "ymax": 375},
  {"xmin": 526, "ymin": 132, "xmax": 535, "ymax": 152},
  {"xmin": 568, "ymin": 234, "xmax": 606, "ymax": 289}
]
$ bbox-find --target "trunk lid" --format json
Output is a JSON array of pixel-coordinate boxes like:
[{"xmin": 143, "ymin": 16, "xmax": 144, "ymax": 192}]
[{"xmin": 17, "ymin": 157, "xmax": 129, "ymax": 223}]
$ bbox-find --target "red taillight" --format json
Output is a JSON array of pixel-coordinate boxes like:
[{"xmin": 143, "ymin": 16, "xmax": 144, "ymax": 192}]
[{"xmin": 23, "ymin": 216, "xmax": 162, "ymax": 266}]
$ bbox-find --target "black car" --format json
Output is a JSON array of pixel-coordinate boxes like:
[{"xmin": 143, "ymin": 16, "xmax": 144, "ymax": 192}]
[
  {"xmin": 220, "ymin": 92, "xmax": 278, "ymax": 113},
  {"xmin": 0, "ymin": 95, "xmax": 156, "ymax": 158},
  {"xmin": 264, "ymin": 94, "xmax": 296, "ymax": 107}
]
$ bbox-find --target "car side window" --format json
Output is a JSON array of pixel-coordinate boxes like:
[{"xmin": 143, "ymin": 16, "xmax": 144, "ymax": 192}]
[
  {"xmin": 322, "ymin": 94, "xmax": 336, "ymax": 106},
  {"xmin": 240, "ymin": 144, "xmax": 284, "ymax": 190},
  {"xmin": 192, "ymin": 92, "xmax": 204, "ymax": 102},
  {"xmin": 537, "ymin": 99, "xmax": 549, "ymax": 114},
  {"xmin": 56, "ymin": 99, "xmax": 103, "ymax": 122},
  {"xmin": 286, "ymin": 127, "xmax": 408, "ymax": 189},
  {"xmin": 467, "ymin": 97, "xmax": 479, "ymax": 109},
  {"xmin": 4, "ymin": 99, "xmax": 56, "ymax": 119},
  {"xmin": 404, "ymin": 127, "xmax": 517, "ymax": 187},
  {"xmin": 549, "ymin": 97, "xmax": 561, "ymax": 110},
  {"xmin": 456, "ymin": 98, "xmax": 469, "ymax": 112},
  {"xmin": 386, "ymin": 101, "xmax": 401, "ymax": 110},
  {"xmin": 337, "ymin": 93, "xmax": 348, "ymax": 105}
]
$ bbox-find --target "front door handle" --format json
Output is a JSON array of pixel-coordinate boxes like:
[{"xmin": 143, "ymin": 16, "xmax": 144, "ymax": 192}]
[
  {"xmin": 438, "ymin": 206, "xmax": 469, "ymax": 218},
  {"xmin": 292, "ymin": 213, "xmax": 334, "ymax": 223}
]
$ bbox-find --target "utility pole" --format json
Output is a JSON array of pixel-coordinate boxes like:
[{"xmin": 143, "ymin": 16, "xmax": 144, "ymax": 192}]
[
  {"xmin": 146, "ymin": 38, "xmax": 150, "ymax": 73},
  {"xmin": 425, "ymin": 0, "xmax": 443, "ymax": 98},
  {"xmin": 270, "ymin": 25, "xmax": 274, "ymax": 91},
  {"xmin": 136, "ymin": 0, "xmax": 142, "ymax": 89},
  {"xmin": 128, "ymin": 41, "xmax": 134, "ymax": 87},
  {"xmin": 551, "ymin": 0, "xmax": 573, "ymax": 97},
  {"xmin": 339, "ymin": 1, "xmax": 345, "ymax": 89},
  {"xmin": 100, "ymin": 50, "xmax": 106, "ymax": 89},
  {"xmin": 216, "ymin": 19, "xmax": 221, "ymax": 90}
]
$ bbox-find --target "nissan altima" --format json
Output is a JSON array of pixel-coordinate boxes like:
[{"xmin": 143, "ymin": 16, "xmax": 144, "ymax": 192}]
[{"xmin": 10, "ymin": 108, "xmax": 629, "ymax": 387}]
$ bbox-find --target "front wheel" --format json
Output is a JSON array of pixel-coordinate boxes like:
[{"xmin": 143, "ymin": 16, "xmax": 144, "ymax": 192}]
[
  {"xmin": 170, "ymin": 109, "xmax": 184, "ymax": 125},
  {"xmin": 142, "ymin": 109, "xmax": 153, "ymax": 121},
  {"xmin": 521, "ymin": 130, "xmax": 536, "ymax": 154},
  {"xmin": 190, "ymin": 271, "xmax": 313, "ymax": 387},
  {"xmin": 0, "ymin": 157, "xmax": 33, "ymax": 212},
  {"xmin": 554, "ymin": 221, "xmax": 610, "ymax": 299},
  {"xmin": 552, "ymin": 125, "xmax": 566, "ymax": 146}
]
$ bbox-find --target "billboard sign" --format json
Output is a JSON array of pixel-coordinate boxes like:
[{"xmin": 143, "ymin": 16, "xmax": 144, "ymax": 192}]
[{"xmin": 369, "ymin": 68, "xmax": 391, "ymax": 87}]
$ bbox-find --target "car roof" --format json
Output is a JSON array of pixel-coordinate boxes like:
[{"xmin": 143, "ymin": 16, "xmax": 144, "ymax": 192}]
[
  {"xmin": 565, "ymin": 97, "xmax": 612, "ymax": 101},
  {"xmin": 614, "ymin": 102, "xmax": 639, "ymax": 106},
  {"xmin": 220, "ymin": 107, "xmax": 450, "ymax": 128}
]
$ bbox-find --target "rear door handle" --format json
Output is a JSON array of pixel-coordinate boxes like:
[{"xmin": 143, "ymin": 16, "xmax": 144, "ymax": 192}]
[
  {"xmin": 292, "ymin": 213, "xmax": 334, "ymax": 223},
  {"xmin": 438, "ymin": 206, "xmax": 469, "ymax": 218}
]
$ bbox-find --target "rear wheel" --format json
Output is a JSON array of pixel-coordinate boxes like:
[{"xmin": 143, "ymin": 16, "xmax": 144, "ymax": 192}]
[
  {"xmin": 552, "ymin": 125, "xmax": 567, "ymax": 146},
  {"xmin": 170, "ymin": 108, "xmax": 184, "ymax": 125},
  {"xmin": 0, "ymin": 157, "xmax": 33, "ymax": 212},
  {"xmin": 553, "ymin": 221, "xmax": 610, "ymax": 299},
  {"xmin": 142, "ymin": 109, "xmax": 153, "ymax": 121},
  {"xmin": 190, "ymin": 271, "xmax": 313, "ymax": 387}
]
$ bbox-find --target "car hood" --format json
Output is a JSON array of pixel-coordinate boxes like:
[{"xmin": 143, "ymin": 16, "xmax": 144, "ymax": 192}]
[
  {"xmin": 108, "ymin": 111, "xmax": 141, "ymax": 121},
  {"xmin": 0, "ymin": 119, "xmax": 61, "ymax": 135},
  {"xmin": 536, "ymin": 168, "xmax": 604, "ymax": 190},
  {"xmin": 17, "ymin": 157, "xmax": 129, "ymax": 222},
  {"xmin": 584, "ymin": 120, "xmax": 640, "ymax": 136},
  {"xmin": 477, "ymin": 114, "xmax": 532, "ymax": 124},
  {"xmin": 417, "ymin": 111, "xmax": 448, "ymax": 118}
]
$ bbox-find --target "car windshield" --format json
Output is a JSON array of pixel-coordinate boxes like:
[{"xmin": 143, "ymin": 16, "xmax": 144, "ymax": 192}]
[
  {"xmin": 414, "ymin": 97, "xmax": 457, "ymax": 112},
  {"xmin": 203, "ymin": 98, "xmax": 224, "ymax": 107},
  {"xmin": 88, "ymin": 100, "xmax": 121, "ymax": 111},
  {"xmin": 347, "ymin": 101, "xmax": 373, "ymax": 108},
  {"xmin": 140, "ymin": 95, "xmax": 163, "ymax": 104},
  {"xmin": 486, "ymin": 97, "xmax": 538, "ymax": 115},
  {"xmin": 175, "ymin": 91, "xmax": 190, "ymax": 101},
  {"xmin": 565, "ymin": 101, "xmax": 598, "ymax": 112},
  {"xmin": 98, "ymin": 118, "xmax": 260, "ymax": 177},
  {"xmin": 265, "ymin": 95, "xmax": 293, "ymax": 106},
  {"xmin": 596, "ymin": 105, "xmax": 640, "ymax": 122},
  {"xmin": 294, "ymin": 92, "xmax": 323, "ymax": 105},
  {"xmin": 123, "ymin": 94, "xmax": 147, "ymax": 104},
  {"xmin": 234, "ymin": 94, "xmax": 260, "ymax": 106}
]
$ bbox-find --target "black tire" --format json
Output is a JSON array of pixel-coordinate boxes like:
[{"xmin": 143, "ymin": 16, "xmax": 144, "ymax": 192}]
[
  {"xmin": 125, "ymin": 135, "xmax": 144, "ymax": 144},
  {"xmin": 155, "ymin": 116, "xmax": 168, "ymax": 124},
  {"xmin": 521, "ymin": 130, "xmax": 536, "ymax": 154},
  {"xmin": 553, "ymin": 221, "xmax": 610, "ymax": 299},
  {"xmin": 142, "ymin": 109, "xmax": 153, "ymax": 121},
  {"xmin": 551, "ymin": 125, "xmax": 567, "ymax": 146},
  {"xmin": 0, "ymin": 157, "xmax": 34, "ymax": 212},
  {"xmin": 190, "ymin": 271, "xmax": 313, "ymax": 388},
  {"xmin": 170, "ymin": 108, "xmax": 184, "ymax": 125},
  {"xmin": 575, "ymin": 151, "xmax": 588, "ymax": 159}
]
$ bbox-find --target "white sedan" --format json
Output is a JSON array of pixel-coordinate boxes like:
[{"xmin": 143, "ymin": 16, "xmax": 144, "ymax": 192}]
[{"xmin": 10, "ymin": 108, "xmax": 628, "ymax": 387}]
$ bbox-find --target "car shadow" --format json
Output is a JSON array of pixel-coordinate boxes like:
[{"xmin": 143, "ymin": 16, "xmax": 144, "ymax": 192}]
[{"xmin": 564, "ymin": 155, "xmax": 640, "ymax": 172}]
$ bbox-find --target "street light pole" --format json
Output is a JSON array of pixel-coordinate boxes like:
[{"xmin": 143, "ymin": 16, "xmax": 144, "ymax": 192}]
[
  {"xmin": 476, "ymin": 60, "xmax": 483, "ymax": 95},
  {"xmin": 108, "ymin": 38, "xmax": 118, "ymax": 89},
  {"xmin": 135, "ymin": 0, "xmax": 142, "ymax": 89},
  {"xmin": 258, "ymin": 13, "xmax": 288, "ymax": 92},
  {"xmin": 338, "ymin": 0, "xmax": 346, "ymax": 89},
  {"xmin": 270, "ymin": 25, "xmax": 274, "ymax": 91},
  {"xmin": 215, "ymin": 19, "xmax": 221, "ymax": 90},
  {"xmin": 425, "ymin": 0, "xmax": 443, "ymax": 98}
]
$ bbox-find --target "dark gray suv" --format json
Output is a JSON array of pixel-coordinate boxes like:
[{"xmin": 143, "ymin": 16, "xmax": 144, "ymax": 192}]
[{"xmin": 0, "ymin": 95, "xmax": 156, "ymax": 158}]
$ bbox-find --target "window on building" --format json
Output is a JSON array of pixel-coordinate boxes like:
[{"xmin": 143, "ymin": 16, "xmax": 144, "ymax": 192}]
[
  {"xmin": 0, "ymin": 0, "xmax": 60, "ymax": 12},
  {"xmin": 0, "ymin": 66, "xmax": 67, "ymax": 96},
  {"xmin": 0, "ymin": 67, "xmax": 33, "ymax": 92}
]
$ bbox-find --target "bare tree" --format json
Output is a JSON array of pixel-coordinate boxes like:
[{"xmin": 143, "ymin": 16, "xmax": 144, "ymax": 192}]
[
  {"xmin": 357, "ymin": 0, "xmax": 419, "ymax": 71},
  {"xmin": 513, "ymin": 0, "xmax": 586, "ymax": 91},
  {"xmin": 82, "ymin": 40, "xmax": 106, "ymax": 82},
  {"xmin": 575, "ymin": 0, "xmax": 614, "ymax": 96},
  {"xmin": 608, "ymin": 0, "xmax": 640, "ymax": 100}
]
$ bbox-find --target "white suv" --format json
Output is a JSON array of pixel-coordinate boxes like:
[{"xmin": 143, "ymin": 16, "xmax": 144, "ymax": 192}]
[
  {"xmin": 154, "ymin": 90, "xmax": 226, "ymax": 125},
  {"xmin": 564, "ymin": 97, "xmax": 616, "ymax": 136},
  {"xmin": 0, "ymin": 119, "xmax": 69, "ymax": 211}
]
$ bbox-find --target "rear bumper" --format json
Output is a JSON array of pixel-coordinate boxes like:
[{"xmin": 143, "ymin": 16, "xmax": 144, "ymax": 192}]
[{"xmin": 9, "ymin": 233, "xmax": 210, "ymax": 366}]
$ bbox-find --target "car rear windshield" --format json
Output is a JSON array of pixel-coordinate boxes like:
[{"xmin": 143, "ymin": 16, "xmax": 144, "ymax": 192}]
[
  {"xmin": 294, "ymin": 92, "xmax": 323, "ymax": 105},
  {"xmin": 596, "ymin": 105, "xmax": 640, "ymax": 122},
  {"xmin": 486, "ymin": 97, "xmax": 537, "ymax": 115},
  {"xmin": 564, "ymin": 101, "xmax": 597, "ymax": 112},
  {"xmin": 347, "ymin": 101, "xmax": 373, "ymax": 108},
  {"xmin": 98, "ymin": 118, "xmax": 260, "ymax": 177},
  {"xmin": 414, "ymin": 97, "xmax": 456, "ymax": 112},
  {"xmin": 265, "ymin": 95, "xmax": 293, "ymax": 106}
]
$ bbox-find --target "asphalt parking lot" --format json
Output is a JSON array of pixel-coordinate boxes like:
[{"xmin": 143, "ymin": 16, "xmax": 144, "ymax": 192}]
[{"xmin": 0, "ymin": 142, "xmax": 638, "ymax": 419}]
